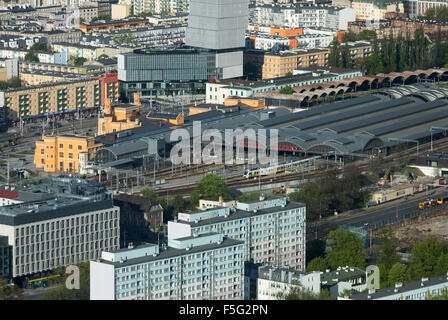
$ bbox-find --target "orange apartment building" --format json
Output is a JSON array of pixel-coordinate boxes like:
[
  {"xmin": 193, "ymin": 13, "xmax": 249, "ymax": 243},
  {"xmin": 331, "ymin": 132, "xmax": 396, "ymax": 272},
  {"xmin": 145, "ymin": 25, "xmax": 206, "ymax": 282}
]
[
  {"xmin": 252, "ymin": 48, "xmax": 329, "ymax": 80},
  {"xmin": 34, "ymin": 135, "xmax": 101, "ymax": 173}
]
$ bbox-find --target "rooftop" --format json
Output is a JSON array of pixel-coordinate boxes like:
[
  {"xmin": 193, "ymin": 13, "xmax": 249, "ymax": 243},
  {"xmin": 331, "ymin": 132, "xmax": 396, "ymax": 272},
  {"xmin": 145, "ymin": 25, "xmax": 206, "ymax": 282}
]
[{"xmin": 350, "ymin": 274, "xmax": 448, "ymax": 300}]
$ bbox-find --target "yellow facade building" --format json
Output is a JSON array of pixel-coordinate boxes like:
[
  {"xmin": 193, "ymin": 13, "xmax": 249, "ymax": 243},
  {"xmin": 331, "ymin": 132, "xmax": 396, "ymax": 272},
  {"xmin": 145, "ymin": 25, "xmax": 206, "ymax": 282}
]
[
  {"xmin": 1, "ymin": 78, "xmax": 101, "ymax": 119},
  {"xmin": 34, "ymin": 135, "xmax": 101, "ymax": 173},
  {"xmin": 260, "ymin": 49, "xmax": 329, "ymax": 80},
  {"xmin": 98, "ymin": 93, "xmax": 142, "ymax": 135}
]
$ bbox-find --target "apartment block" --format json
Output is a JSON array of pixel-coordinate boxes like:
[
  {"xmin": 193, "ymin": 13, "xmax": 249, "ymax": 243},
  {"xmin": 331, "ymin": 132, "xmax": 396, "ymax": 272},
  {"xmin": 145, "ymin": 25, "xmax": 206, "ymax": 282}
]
[
  {"xmin": 251, "ymin": 4, "xmax": 356, "ymax": 31},
  {"xmin": 245, "ymin": 48, "xmax": 330, "ymax": 79},
  {"xmin": 90, "ymin": 233, "xmax": 245, "ymax": 300},
  {"xmin": 257, "ymin": 265, "xmax": 321, "ymax": 299},
  {"xmin": 34, "ymin": 135, "xmax": 101, "ymax": 173},
  {"xmin": 0, "ymin": 78, "xmax": 101, "ymax": 119},
  {"xmin": 404, "ymin": 0, "xmax": 448, "ymax": 17},
  {"xmin": 168, "ymin": 196, "xmax": 307, "ymax": 270},
  {"xmin": 0, "ymin": 177, "xmax": 120, "ymax": 278}
]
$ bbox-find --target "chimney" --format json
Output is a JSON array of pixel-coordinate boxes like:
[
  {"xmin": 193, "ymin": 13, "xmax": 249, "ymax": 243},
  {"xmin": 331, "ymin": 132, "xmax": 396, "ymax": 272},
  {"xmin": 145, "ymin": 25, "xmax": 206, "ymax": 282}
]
[
  {"xmin": 281, "ymin": 270, "xmax": 286, "ymax": 282},
  {"xmin": 219, "ymin": 195, "xmax": 223, "ymax": 206},
  {"xmin": 104, "ymin": 99, "xmax": 112, "ymax": 115}
]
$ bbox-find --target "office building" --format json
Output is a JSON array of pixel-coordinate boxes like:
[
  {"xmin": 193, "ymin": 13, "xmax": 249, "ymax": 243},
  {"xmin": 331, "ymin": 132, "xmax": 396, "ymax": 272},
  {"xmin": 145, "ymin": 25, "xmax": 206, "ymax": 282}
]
[
  {"xmin": 168, "ymin": 196, "xmax": 307, "ymax": 270},
  {"xmin": 0, "ymin": 235, "xmax": 11, "ymax": 278},
  {"xmin": 90, "ymin": 233, "xmax": 245, "ymax": 300},
  {"xmin": 117, "ymin": 0, "xmax": 248, "ymax": 97},
  {"xmin": 0, "ymin": 176, "xmax": 120, "ymax": 278}
]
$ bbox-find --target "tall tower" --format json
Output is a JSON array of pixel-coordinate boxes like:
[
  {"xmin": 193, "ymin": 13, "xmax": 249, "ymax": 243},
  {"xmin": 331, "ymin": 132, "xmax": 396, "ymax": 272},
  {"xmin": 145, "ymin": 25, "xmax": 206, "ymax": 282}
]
[
  {"xmin": 185, "ymin": 0, "xmax": 248, "ymax": 50},
  {"xmin": 185, "ymin": 0, "xmax": 248, "ymax": 79}
]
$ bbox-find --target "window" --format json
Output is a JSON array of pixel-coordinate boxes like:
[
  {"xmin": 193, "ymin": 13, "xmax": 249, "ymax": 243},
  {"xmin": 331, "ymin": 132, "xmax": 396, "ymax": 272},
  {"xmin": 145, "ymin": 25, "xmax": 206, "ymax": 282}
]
[
  {"xmin": 59, "ymin": 144, "xmax": 63, "ymax": 148},
  {"xmin": 69, "ymin": 144, "xmax": 73, "ymax": 150},
  {"xmin": 78, "ymin": 145, "xmax": 82, "ymax": 150},
  {"xmin": 68, "ymin": 153, "xmax": 73, "ymax": 159}
]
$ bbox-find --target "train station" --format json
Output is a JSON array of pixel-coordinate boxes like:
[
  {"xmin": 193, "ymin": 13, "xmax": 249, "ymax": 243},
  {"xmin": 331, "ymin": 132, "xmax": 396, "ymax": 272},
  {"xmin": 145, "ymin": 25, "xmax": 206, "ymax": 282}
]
[{"xmin": 88, "ymin": 82, "xmax": 448, "ymax": 173}]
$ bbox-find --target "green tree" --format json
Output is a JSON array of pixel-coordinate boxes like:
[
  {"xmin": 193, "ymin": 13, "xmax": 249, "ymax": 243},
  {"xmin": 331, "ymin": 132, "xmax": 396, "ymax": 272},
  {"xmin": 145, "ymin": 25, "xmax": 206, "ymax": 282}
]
[
  {"xmin": 172, "ymin": 194, "xmax": 185, "ymax": 213},
  {"xmin": 24, "ymin": 52, "xmax": 39, "ymax": 62},
  {"xmin": 113, "ymin": 31, "xmax": 136, "ymax": 45},
  {"xmin": 388, "ymin": 263, "xmax": 407, "ymax": 285},
  {"xmin": 196, "ymin": 174, "xmax": 232, "ymax": 201},
  {"xmin": 42, "ymin": 262, "xmax": 90, "ymax": 300},
  {"xmin": 30, "ymin": 42, "xmax": 48, "ymax": 52},
  {"xmin": 276, "ymin": 281, "xmax": 319, "ymax": 300},
  {"xmin": 73, "ymin": 57, "xmax": 87, "ymax": 66},
  {"xmin": 427, "ymin": 288, "xmax": 448, "ymax": 300},
  {"xmin": 435, "ymin": 253, "xmax": 448, "ymax": 276},
  {"xmin": 306, "ymin": 257, "xmax": 328, "ymax": 272},
  {"xmin": 408, "ymin": 237, "xmax": 445, "ymax": 280},
  {"xmin": 356, "ymin": 30, "xmax": 377, "ymax": 41},
  {"xmin": 306, "ymin": 239, "xmax": 326, "ymax": 263},
  {"xmin": 141, "ymin": 188, "xmax": 158, "ymax": 200},
  {"xmin": 189, "ymin": 189, "xmax": 200, "ymax": 208},
  {"xmin": 376, "ymin": 226, "xmax": 399, "ymax": 271},
  {"xmin": 98, "ymin": 54, "xmax": 109, "ymax": 59},
  {"xmin": 328, "ymin": 39, "xmax": 341, "ymax": 68},
  {"xmin": 279, "ymin": 86, "xmax": 294, "ymax": 94},
  {"xmin": 0, "ymin": 276, "xmax": 23, "ymax": 300},
  {"xmin": 325, "ymin": 228, "xmax": 366, "ymax": 270}
]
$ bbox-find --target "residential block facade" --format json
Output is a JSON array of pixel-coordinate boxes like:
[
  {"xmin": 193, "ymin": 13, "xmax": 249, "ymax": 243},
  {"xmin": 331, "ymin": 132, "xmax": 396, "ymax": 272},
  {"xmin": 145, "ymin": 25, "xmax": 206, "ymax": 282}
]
[
  {"xmin": 168, "ymin": 197, "xmax": 307, "ymax": 271},
  {"xmin": 0, "ymin": 78, "xmax": 101, "ymax": 119},
  {"xmin": 90, "ymin": 233, "xmax": 245, "ymax": 300}
]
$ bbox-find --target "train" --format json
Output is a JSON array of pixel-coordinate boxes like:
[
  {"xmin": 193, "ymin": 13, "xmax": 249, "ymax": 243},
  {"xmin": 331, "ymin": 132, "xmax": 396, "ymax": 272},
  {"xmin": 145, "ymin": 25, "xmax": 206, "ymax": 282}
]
[
  {"xmin": 418, "ymin": 196, "xmax": 448, "ymax": 209},
  {"xmin": 243, "ymin": 159, "xmax": 314, "ymax": 179}
]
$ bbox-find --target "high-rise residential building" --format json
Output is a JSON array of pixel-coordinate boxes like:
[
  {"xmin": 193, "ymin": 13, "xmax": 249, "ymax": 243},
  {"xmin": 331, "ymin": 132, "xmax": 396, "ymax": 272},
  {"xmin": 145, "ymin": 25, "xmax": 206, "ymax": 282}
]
[
  {"xmin": 90, "ymin": 233, "xmax": 245, "ymax": 300},
  {"xmin": 0, "ymin": 177, "xmax": 120, "ymax": 278},
  {"xmin": 168, "ymin": 196, "xmax": 307, "ymax": 271}
]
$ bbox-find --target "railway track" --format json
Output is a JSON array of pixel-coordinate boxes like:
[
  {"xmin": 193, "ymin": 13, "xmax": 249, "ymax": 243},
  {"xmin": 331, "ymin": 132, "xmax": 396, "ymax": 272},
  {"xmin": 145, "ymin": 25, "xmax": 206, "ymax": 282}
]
[{"xmin": 97, "ymin": 135, "xmax": 448, "ymax": 197}]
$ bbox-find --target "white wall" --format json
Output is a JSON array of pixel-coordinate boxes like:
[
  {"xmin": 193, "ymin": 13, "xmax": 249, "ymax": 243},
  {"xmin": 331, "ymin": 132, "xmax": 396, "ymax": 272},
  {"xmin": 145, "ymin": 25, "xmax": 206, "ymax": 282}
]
[
  {"xmin": 167, "ymin": 221, "xmax": 191, "ymax": 240},
  {"xmin": 90, "ymin": 261, "xmax": 115, "ymax": 300}
]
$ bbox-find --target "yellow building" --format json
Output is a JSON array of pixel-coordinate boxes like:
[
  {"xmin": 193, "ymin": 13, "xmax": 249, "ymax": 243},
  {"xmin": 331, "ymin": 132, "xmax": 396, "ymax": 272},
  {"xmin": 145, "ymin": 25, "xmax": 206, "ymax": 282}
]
[
  {"xmin": 1, "ymin": 78, "xmax": 101, "ymax": 119},
  {"xmin": 34, "ymin": 135, "xmax": 101, "ymax": 173},
  {"xmin": 146, "ymin": 112, "xmax": 184, "ymax": 126},
  {"xmin": 98, "ymin": 93, "xmax": 142, "ymax": 135},
  {"xmin": 19, "ymin": 61, "xmax": 99, "ymax": 74},
  {"xmin": 261, "ymin": 49, "xmax": 329, "ymax": 80},
  {"xmin": 224, "ymin": 97, "xmax": 265, "ymax": 110},
  {"xmin": 20, "ymin": 71, "xmax": 82, "ymax": 86}
]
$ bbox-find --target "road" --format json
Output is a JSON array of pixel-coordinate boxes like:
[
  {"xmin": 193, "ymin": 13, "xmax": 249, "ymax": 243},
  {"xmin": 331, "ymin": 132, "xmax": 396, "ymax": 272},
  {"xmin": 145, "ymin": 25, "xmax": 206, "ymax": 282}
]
[
  {"xmin": 23, "ymin": 285, "xmax": 58, "ymax": 300},
  {"xmin": 314, "ymin": 188, "xmax": 448, "ymax": 239}
]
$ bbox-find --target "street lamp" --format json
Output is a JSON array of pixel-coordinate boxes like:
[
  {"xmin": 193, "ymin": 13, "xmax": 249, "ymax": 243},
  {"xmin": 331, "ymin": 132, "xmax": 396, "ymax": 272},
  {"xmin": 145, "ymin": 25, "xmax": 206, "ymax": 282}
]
[
  {"xmin": 387, "ymin": 138, "xmax": 419, "ymax": 156},
  {"xmin": 430, "ymin": 127, "xmax": 448, "ymax": 151}
]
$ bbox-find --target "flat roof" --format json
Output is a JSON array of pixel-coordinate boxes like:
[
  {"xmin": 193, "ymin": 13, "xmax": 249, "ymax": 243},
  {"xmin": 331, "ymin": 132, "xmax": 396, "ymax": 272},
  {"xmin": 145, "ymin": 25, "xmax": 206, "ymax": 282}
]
[
  {"xmin": 351, "ymin": 275, "xmax": 448, "ymax": 300},
  {"xmin": 97, "ymin": 237, "xmax": 244, "ymax": 267},
  {"xmin": 175, "ymin": 201, "xmax": 305, "ymax": 227}
]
